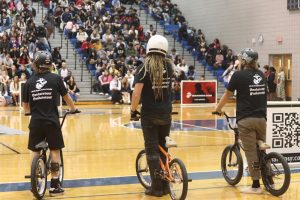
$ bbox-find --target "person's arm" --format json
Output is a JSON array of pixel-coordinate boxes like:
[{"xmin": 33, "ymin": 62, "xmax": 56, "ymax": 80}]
[
  {"xmin": 131, "ymin": 83, "xmax": 143, "ymax": 112},
  {"xmin": 23, "ymin": 102, "xmax": 30, "ymax": 114},
  {"xmin": 215, "ymin": 89, "xmax": 234, "ymax": 113},
  {"xmin": 63, "ymin": 93, "xmax": 76, "ymax": 112},
  {"xmin": 215, "ymin": 72, "xmax": 237, "ymax": 113}
]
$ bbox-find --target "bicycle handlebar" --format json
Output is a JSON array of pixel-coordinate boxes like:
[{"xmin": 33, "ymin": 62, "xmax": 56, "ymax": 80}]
[
  {"xmin": 212, "ymin": 111, "xmax": 237, "ymax": 131},
  {"xmin": 130, "ymin": 111, "xmax": 179, "ymax": 121},
  {"xmin": 60, "ymin": 109, "xmax": 81, "ymax": 127},
  {"xmin": 25, "ymin": 109, "xmax": 81, "ymax": 127}
]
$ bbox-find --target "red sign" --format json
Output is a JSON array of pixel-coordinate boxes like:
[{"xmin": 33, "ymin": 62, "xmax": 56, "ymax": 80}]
[{"xmin": 181, "ymin": 80, "xmax": 217, "ymax": 105}]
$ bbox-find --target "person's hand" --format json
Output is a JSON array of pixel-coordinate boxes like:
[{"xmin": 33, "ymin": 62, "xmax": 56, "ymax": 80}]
[{"xmin": 130, "ymin": 110, "xmax": 140, "ymax": 121}]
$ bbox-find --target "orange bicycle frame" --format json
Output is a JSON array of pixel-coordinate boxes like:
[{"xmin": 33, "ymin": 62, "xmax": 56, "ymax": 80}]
[{"xmin": 158, "ymin": 145, "xmax": 174, "ymax": 182}]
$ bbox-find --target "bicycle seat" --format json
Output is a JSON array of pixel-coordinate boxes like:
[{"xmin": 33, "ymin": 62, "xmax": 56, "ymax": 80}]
[
  {"xmin": 257, "ymin": 140, "xmax": 270, "ymax": 150},
  {"xmin": 165, "ymin": 136, "xmax": 177, "ymax": 148},
  {"xmin": 35, "ymin": 141, "xmax": 48, "ymax": 149}
]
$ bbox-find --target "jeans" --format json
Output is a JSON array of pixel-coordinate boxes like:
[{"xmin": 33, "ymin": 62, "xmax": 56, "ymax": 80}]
[{"xmin": 141, "ymin": 116, "xmax": 171, "ymax": 190}]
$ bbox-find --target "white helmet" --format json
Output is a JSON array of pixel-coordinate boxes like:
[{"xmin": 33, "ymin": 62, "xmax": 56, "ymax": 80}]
[{"xmin": 146, "ymin": 35, "xmax": 168, "ymax": 56}]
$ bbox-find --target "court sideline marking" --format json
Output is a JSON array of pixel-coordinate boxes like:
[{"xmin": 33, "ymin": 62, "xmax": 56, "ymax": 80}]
[{"xmin": 1, "ymin": 168, "xmax": 299, "ymax": 192}]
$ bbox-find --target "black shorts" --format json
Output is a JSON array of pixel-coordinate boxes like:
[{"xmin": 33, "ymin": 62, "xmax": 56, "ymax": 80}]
[{"xmin": 28, "ymin": 121, "xmax": 65, "ymax": 151}]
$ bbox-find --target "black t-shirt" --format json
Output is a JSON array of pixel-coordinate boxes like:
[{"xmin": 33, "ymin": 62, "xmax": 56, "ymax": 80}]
[
  {"xmin": 134, "ymin": 62, "xmax": 173, "ymax": 119},
  {"xmin": 23, "ymin": 72, "xmax": 68, "ymax": 128},
  {"xmin": 227, "ymin": 69, "xmax": 267, "ymax": 122}
]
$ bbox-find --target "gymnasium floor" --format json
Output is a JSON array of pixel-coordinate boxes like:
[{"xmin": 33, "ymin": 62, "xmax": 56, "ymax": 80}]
[{"xmin": 0, "ymin": 104, "xmax": 299, "ymax": 200}]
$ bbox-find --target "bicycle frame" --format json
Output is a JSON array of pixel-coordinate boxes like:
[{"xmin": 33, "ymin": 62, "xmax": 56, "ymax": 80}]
[{"xmin": 158, "ymin": 145, "xmax": 174, "ymax": 182}]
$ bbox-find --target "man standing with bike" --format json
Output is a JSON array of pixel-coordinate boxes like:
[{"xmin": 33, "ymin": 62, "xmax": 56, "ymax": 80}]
[
  {"xmin": 23, "ymin": 51, "xmax": 78, "ymax": 197},
  {"xmin": 131, "ymin": 35, "xmax": 173, "ymax": 197},
  {"xmin": 214, "ymin": 48, "xmax": 268, "ymax": 194}
]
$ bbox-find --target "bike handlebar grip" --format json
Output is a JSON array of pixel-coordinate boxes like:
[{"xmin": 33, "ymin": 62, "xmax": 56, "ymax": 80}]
[
  {"xmin": 24, "ymin": 175, "xmax": 31, "ymax": 178},
  {"xmin": 25, "ymin": 113, "xmax": 31, "ymax": 116},
  {"xmin": 212, "ymin": 111, "xmax": 222, "ymax": 116},
  {"xmin": 71, "ymin": 109, "xmax": 81, "ymax": 114},
  {"xmin": 171, "ymin": 112, "xmax": 179, "ymax": 115}
]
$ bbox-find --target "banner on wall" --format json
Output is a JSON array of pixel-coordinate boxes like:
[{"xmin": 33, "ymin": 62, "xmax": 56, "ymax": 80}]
[
  {"xmin": 181, "ymin": 80, "xmax": 217, "ymax": 106},
  {"xmin": 267, "ymin": 102, "xmax": 300, "ymax": 163}
]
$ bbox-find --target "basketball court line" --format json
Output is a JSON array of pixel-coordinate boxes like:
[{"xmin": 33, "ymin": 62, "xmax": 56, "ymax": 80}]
[
  {"xmin": 1, "ymin": 168, "xmax": 300, "ymax": 192},
  {"xmin": 0, "ymin": 142, "xmax": 20, "ymax": 154}
]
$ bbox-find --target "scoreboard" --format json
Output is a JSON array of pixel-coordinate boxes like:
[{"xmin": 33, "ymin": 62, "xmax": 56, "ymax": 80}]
[{"xmin": 287, "ymin": 0, "xmax": 300, "ymax": 10}]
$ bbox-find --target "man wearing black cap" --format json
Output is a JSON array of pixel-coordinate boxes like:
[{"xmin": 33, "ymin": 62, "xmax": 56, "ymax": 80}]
[{"xmin": 23, "ymin": 51, "xmax": 78, "ymax": 196}]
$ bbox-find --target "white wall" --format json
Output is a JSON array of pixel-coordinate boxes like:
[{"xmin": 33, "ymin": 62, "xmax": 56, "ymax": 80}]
[{"xmin": 172, "ymin": 0, "xmax": 300, "ymax": 100}]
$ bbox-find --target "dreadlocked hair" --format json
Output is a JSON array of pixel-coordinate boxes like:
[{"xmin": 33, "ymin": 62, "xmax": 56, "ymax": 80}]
[{"xmin": 139, "ymin": 53, "xmax": 172, "ymax": 100}]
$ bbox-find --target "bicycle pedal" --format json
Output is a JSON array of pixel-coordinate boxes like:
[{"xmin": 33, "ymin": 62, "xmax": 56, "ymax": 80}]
[
  {"xmin": 165, "ymin": 136, "xmax": 177, "ymax": 148},
  {"xmin": 24, "ymin": 175, "xmax": 31, "ymax": 178},
  {"xmin": 257, "ymin": 140, "xmax": 271, "ymax": 150}
]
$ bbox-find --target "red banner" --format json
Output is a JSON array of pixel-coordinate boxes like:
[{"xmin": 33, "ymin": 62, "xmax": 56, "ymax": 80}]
[{"xmin": 181, "ymin": 80, "xmax": 217, "ymax": 105}]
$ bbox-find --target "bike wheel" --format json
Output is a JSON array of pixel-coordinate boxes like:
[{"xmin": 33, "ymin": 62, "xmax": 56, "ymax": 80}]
[
  {"xmin": 59, "ymin": 149, "xmax": 64, "ymax": 185},
  {"xmin": 168, "ymin": 158, "xmax": 188, "ymax": 200},
  {"xmin": 31, "ymin": 154, "xmax": 47, "ymax": 200},
  {"xmin": 261, "ymin": 152, "xmax": 291, "ymax": 196},
  {"xmin": 135, "ymin": 150, "xmax": 151, "ymax": 189},
  {"xmin": 221, "ymin": 145, "xmax": 243, "ymax": 185}
]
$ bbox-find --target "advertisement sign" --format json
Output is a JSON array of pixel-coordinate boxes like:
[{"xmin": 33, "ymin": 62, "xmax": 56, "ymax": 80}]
[
  {"xmin": 181, "ymin": 80, "xmax": 217, "ymax": 105},
  {"xmin": 267, "ymin": 102, "xmax": 300, "ymax": 163}
]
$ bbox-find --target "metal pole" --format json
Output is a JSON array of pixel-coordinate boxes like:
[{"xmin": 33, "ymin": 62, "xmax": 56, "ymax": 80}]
[
  {"xmin": 60, "ymin": 32, "xmax": 62, "ymax": 47},
  {"xmin": 38, "ymin": 1, "xmax": 40, "ymax": 13},
  {"xmin": 66, "ymin": 40, "xmax": 68, "ymax": 59},
  {"xmin": 53, "ymin": 27, "xmax": 55, "ymax": 39},
  {"xmin": 146, "ymin": 12, "xmax": 148, "ymax": 24},
  {"xmin": 42, "ymin": 4, "xmax": 44, "ymax": 19},
  {"xmin": 139, "ymin": 2, "xmax": 141, "ymax": 17},
  {"xmin": 173, "ymin": 36, "xmax": 175, "ymax": 49},
  {"xmin": 182, "ymin": 46, "xmax": 184, "ymax": 59},
  {"xmin": 74, "ymin": 52, "xmax": 77, "ymax": 70},
  {"xmin": 193, "ymin": 49, "xmax": 196, "ymax": 67},
  {"xmin": 204, "ymin": 66, "xmax": 206, "ymax": 80},
  {"xmin": 155, "ymin": 20, "xmax": 158, "ymax": 31},
  {"xmin": 81, "ymin": 59, "xmax": 83, "ymax": 82},
  {"xmin": 90, "ymin": 74, "xmax": 93, "ymax": 94}
]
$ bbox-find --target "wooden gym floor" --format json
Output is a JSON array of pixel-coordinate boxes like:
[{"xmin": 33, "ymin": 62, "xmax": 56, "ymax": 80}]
[{"xmin": 0, "ymin": 104, "xmax": 299, "ymax": 199}]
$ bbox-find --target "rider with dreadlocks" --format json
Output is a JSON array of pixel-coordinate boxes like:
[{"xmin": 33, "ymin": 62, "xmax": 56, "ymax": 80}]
[{"xmin": 131, "ymin": 35, "xmax": 173, "ymax": 197}]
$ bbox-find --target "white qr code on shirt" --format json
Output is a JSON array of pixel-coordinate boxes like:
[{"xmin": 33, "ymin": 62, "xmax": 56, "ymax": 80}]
[{"xmin": 272, "ymin": 112, "xmax": 300, "ymax": 149}]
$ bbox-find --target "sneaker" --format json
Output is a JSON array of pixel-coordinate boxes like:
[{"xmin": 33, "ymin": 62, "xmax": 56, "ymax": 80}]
[
  {"xmin": 145, "ymin": 188, "xmax": 164, "ymax": 197},
  {"xmin": 99, "ymin": 92, "xmax": 104, "ymax": 95},
  {"xmin": 49, "ymin": 186, "xmax": 64, "ymax": 197},
  {"xmin": 240, "ymin": 186, "xmax": 263, "ymax": 194},
  {"xmin": 49, "ymin": 179, "xmax": 64, "ymax": 197},
  {"xmin": 105, "ymin": 93, "xmax": 109, "ymax": 96}
]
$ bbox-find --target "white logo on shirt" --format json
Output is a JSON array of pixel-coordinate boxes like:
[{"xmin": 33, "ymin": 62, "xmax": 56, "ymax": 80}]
[
  {"xmin": 253, "ymin": 74, "xmax": 262, "ymax": 85},
  {"xmin": 36, "ymin": 78, "xmax": 47, "ymax": 90}
]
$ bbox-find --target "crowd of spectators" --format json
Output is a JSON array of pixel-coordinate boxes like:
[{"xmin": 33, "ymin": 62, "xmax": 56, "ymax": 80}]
[
  {"xmin": 0, "ymin": 0, "xmax": 37, "ymax": 106},
  {"xmin": 1, "ymin": 0, "xmax": 265, "ymax": 106}
]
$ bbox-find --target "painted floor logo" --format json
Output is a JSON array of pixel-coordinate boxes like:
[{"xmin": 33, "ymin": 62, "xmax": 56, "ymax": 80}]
[
  {"xmin": 124, "ymin": 119, "xmax": 230, "ymax": 131},
  {"xmin": 0, "ymin": 125, "xmax": 24, "ymax": 135}
]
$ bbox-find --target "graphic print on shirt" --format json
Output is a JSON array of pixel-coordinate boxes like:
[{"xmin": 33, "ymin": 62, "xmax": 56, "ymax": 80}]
[
  {"xmin": 35, "ymin": 78, "xmax": 47, "ymax": 90},
  {"xmin": 249, "ymin": 74, "xmax": 265, "ymax": 96},
  {"xmin": 32, "ymin": 78, "xmax": 53, "ymax": 101}
]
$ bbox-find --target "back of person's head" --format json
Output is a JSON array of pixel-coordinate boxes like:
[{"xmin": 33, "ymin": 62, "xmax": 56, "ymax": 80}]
[
  {"xmin": 146, "ymin": 35, "xmax": 168, "ymax": 56},
  {"xmin": 238, "ymin": 48, "xmax": 258, "ymax": 70},
  {"xmin": 33, "ymin": 51, "xmax": 52, "ymax": 71}
]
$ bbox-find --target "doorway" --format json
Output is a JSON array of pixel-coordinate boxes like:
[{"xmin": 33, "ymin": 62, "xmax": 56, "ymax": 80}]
[{"xmin": 269, "ymin": 54, "xmax": 292, "ymax": 100}]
